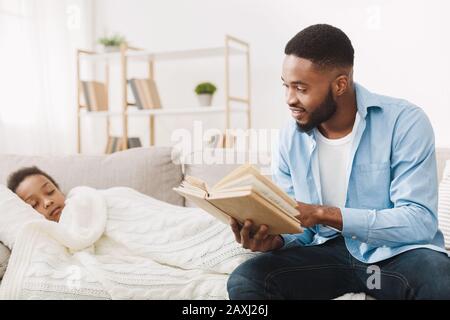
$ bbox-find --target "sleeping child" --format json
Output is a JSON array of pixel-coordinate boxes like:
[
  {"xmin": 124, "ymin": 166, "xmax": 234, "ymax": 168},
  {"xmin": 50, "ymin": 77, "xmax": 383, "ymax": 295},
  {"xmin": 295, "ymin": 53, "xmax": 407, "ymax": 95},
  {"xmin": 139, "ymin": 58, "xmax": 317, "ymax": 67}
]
[
  {"xmin": 2, "ymin": 166, "xmax": 255, "ymax": 299},
  {"xmin": 7, "ymin": 166, "xmax": 65, "ymax": 222}
]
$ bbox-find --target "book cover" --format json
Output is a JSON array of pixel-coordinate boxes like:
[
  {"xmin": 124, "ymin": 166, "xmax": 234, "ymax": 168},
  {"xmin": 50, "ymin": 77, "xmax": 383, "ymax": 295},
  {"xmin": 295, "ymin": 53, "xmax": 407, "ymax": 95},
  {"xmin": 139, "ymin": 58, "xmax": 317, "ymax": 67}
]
[
  {"xmin": 146, "ymin": 78, "xmax": 162, "ymax": 109},
  {"xmin": 131, "ymin": 78, "xmax": 162, "ymax": 109},
  {"xmin": 128, "ymin": 137, "xmax": 142, "ymax": 148},
  {"xmin": 81, "ymin": 81, "xmax": 92, "ymax": 111},
  {"xmin": 81, "ymin": 81, "xmax": 108, "ymax": 111},
  {"xmin": 128, "ymin": 79, "xmax": 143, "ymax": 109}
]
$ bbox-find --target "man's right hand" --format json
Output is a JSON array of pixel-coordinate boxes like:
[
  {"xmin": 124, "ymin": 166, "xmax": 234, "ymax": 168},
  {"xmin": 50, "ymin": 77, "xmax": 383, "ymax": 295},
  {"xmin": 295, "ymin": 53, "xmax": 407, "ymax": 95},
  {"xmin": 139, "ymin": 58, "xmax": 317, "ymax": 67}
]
[{"xmin": 230, "ymin": 218, "xmax": 284, "ymax": 252}]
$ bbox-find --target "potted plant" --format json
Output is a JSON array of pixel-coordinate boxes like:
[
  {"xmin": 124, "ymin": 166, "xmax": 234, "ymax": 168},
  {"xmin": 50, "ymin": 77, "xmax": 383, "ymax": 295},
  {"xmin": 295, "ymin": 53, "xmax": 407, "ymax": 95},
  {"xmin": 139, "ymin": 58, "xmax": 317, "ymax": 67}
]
[
  {"xmin": 98, "ymin": 34, "xmax": 127, "ymax": 52},
  {"xmin": 195, "ymin": 82, "xmax": 217, "ymax": 107}
]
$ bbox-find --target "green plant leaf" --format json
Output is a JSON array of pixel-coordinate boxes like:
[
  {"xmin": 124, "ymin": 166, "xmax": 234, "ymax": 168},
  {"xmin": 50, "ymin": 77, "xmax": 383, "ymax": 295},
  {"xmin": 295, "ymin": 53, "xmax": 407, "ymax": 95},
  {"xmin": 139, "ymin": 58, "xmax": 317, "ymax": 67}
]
[
  {"xmin": 98, "ymin": 34, "xmax": 126, "ymax": 47},
  {"xmin": 195, "ymin": 82, "xmax": 217, "ymax": 95}
]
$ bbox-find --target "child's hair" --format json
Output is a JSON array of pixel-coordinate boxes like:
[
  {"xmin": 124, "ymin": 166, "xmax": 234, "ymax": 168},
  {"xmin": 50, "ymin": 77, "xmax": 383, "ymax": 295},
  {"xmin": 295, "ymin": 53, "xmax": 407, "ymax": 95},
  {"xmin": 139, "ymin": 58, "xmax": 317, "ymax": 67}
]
[{"xmin": 7, "ymin": 166, "xmax": 60, "ymax": 193}]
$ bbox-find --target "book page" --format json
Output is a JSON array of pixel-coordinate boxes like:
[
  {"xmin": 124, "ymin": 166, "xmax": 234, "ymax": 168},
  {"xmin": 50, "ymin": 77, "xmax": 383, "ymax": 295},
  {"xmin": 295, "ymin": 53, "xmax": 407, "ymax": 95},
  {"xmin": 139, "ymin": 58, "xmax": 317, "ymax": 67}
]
[
  {"xmin": 212, "ymin": 176, "xmax": 298, "ymax": 217},
  {"xmin": 173, "ymin": 187, "xmax": 231, "ymax": 224},
  {"xmin": 183, "ymin": 175, "xmax": 209, "ymax": 193},
  {"xmin": 215, "ymin": 171, "xmax": 297, "ymax": 207},
  {"xmin": 174, "ymin": 185, "xmax": 207, "ymax": 198},
  {"xmin": 212, "ymin": 164, "xmax": 256, "ymax": 190}
]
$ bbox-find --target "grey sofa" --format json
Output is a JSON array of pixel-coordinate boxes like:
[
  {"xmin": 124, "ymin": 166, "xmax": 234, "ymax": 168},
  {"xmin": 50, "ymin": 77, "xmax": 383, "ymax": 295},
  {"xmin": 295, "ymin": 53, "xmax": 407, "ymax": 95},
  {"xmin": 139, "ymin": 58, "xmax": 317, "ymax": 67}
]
[{"xmin": 1, "ymin": 146, "xmax": 450, "ymax": 293}]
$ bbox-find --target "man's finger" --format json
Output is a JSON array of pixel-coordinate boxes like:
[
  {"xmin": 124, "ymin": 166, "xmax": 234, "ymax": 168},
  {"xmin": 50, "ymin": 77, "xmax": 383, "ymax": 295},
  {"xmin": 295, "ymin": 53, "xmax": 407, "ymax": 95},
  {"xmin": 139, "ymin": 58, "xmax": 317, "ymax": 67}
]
[
  {"xmin": 230, "ymin": 218, "xmax": 241, "ymax": 230},
  {"xmin": 230, "ymin": 218, "xmax": 242, "ymax": 243},
  {"xmin": 240, "ymin": 219, "xmax": 252, "ymax": 248},
  {"xmin": 296, "ymin": 201, "xmax": 307, "ymax": 211},
  {"xmin": 253, "ymin": 224, "xmax": 269, "ymax": 241}
]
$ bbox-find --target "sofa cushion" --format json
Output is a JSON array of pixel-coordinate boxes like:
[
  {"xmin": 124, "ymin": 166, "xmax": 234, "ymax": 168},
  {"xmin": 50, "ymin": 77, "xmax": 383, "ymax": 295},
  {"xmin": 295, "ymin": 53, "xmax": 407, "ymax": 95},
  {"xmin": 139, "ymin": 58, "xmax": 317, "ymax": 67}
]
[
  {"xmin": 0, "ymin": 147, "xmax": 184, "ymax": 207},
  {"xmin": 437, "ymin": 148, "xmax": 450, "ymax": 183},
  {"xmin": 438, "ymin": 160, "xmax": 450, "ymax": 249}
]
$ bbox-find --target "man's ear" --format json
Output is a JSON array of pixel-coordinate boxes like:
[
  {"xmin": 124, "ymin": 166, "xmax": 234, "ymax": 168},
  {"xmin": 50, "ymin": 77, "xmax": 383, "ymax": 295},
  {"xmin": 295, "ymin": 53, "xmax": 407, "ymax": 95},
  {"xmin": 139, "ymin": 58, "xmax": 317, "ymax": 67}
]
[
  {"xmin": 333, "ymin": 74, "xmax": 349, "ymax": 97},
  {"xmin": 332, "ymin": 67, "xmax": 353, "ymax": 97}
]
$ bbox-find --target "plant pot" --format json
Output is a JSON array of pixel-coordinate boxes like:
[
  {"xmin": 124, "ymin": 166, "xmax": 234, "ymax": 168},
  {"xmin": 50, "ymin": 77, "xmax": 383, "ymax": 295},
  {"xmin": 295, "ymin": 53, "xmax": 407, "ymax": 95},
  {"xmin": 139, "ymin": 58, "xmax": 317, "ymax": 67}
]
[
  {"xmin": 103, "ymin": 46, "xmax": 120, "ymax": 53},
  {"xmin": 197, "ymin": 94, "xmax": 213, "ymax": 107}
]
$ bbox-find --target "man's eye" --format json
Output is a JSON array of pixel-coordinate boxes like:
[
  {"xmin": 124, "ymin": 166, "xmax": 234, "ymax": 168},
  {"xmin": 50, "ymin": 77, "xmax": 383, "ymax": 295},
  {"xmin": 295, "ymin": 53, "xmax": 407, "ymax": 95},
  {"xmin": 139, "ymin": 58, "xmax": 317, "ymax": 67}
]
[{"xmin": 296, "ymin": 87, "xmax": 306, "ymax": 93}]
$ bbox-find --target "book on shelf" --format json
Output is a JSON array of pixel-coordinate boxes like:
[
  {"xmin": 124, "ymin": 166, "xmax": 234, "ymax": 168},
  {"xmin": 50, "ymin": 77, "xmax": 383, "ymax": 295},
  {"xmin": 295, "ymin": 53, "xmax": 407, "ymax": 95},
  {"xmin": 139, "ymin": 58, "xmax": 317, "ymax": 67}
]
[
  {"xmin": 128, "ymin": 78, "xmax": 162, "ymax": 109},
  {"xmin": 207, "ymin": 133, "xmax": 237, "ymax": 149},
  {"xmin": 128, "ymin": 137, "xmax": 142, "ymax": 148},
  {"xmin": 81, "ymin": 80, "xmax": 108, "ymax": 111},
  {"xmin": 173, "ymin": 164, "xmax": 302, "ymax": 235},
  {"xmin": 105, "ymin": 136, "xmax": 142, "ymax": 154}
]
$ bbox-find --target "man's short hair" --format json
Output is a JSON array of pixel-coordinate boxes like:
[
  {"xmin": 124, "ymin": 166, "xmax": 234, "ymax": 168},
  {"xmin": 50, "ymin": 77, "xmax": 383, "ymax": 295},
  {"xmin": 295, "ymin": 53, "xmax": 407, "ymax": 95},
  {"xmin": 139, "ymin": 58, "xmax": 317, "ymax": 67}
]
[
  {"xmin": 7, "ymin": 166, "xmax": 60, "ymax": 193},
  {"xmin": 285, "ymin": 24, "xmax": 354, "ymax": 69}
]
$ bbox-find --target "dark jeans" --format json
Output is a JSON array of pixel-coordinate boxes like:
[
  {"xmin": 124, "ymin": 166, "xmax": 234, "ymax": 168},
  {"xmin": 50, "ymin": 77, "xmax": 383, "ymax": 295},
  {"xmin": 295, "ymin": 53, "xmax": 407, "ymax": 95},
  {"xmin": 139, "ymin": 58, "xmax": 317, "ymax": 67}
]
[{"xmin": 227, "ymin": 236, "xmax": 450, "ymax": 299}]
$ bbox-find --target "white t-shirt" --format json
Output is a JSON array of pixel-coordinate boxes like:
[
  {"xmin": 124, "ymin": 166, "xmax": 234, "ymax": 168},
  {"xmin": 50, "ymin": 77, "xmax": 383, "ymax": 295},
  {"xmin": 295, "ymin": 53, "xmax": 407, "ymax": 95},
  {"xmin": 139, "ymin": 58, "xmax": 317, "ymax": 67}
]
[{"xmin": 314, "ymin": 113, "xmax": 360, "ymax": 208}]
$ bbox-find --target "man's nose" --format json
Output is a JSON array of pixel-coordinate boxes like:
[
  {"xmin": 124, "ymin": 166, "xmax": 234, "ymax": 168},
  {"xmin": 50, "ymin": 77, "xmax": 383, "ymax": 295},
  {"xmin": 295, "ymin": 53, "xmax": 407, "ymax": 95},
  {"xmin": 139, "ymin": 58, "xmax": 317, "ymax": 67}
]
[{"xmin": 286, "ymin": 87, "xmax": 299, "ymax": 106}]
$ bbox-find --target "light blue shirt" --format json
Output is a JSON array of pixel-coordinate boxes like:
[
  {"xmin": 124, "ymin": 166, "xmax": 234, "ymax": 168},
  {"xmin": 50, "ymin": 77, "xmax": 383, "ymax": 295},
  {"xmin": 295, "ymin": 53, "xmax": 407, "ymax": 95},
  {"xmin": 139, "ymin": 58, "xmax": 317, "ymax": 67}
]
[{"xmin": 274, "ymin": 83, "xmax": 448, "ymax": 263}]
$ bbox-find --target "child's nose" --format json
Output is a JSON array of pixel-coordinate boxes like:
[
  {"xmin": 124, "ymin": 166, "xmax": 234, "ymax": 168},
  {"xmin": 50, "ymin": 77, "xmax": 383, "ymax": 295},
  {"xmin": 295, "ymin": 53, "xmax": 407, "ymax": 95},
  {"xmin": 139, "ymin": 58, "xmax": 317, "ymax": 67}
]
[{"xmin": 43, "ymin": 198, "xmax": 53, "ymax": 208}]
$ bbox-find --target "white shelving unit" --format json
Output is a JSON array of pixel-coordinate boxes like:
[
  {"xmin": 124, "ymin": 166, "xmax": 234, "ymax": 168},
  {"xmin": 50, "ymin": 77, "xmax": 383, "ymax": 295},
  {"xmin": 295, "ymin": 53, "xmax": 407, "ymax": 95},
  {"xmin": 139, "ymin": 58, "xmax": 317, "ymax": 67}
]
[
  {"xmin": 76, "ymin": 35, "xmax": 251, "ymax": 153},
  {"xmin": 80, "ymin": 46, "xmax": 245, "ymax": 63}
]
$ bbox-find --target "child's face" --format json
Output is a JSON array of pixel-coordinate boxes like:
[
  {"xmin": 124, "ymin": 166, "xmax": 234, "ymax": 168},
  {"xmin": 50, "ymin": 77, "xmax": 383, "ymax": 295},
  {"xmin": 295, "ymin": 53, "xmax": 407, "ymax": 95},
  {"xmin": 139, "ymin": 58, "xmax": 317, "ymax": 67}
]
[{"xmin": 15, "ymin": 174, "xmax": 65, "ymax": 222}]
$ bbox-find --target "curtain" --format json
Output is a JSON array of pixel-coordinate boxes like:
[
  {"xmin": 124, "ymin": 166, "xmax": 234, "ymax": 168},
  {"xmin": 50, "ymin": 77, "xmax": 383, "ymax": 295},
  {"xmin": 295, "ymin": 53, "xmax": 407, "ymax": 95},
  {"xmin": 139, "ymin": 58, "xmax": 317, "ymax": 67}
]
[{"xmin": 0, "ymin": 0, "xmax": 91, "ymax": 155}]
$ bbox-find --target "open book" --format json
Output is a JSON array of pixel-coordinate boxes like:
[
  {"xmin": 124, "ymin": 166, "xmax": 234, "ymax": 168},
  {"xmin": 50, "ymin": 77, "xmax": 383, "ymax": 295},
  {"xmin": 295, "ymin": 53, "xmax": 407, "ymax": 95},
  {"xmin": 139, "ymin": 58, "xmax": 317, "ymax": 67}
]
[{"xmin": 173, "ymin": 164, "xmax": 303, "ymax": 235}]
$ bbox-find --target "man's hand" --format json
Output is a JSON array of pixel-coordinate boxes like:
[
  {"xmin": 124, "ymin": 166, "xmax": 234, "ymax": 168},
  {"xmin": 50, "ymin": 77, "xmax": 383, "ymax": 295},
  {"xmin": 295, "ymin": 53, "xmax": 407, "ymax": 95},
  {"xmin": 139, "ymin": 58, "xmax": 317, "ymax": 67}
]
[
  {"xmin": 294, "ymin": 201, "xmax": 322, "ymax": 227},
  {"xmin": 295, "ymin": 201, "xmax": 343, "ymax": 230},
  {"xmin": 230, "ymin": 218, "xmax": 284, "ymax": 252}
]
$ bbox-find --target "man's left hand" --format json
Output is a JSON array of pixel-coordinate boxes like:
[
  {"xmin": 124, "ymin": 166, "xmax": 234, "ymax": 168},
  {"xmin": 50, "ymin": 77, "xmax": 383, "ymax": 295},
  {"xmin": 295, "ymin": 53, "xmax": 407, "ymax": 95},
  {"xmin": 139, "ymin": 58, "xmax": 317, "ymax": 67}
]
[
  {"xmin": 294, "ymin": 201, "xmax": 323, "ymax": 227},
  {"xmin": 295, "ymin": 201, "xmax": 343, "ymax": 230}
]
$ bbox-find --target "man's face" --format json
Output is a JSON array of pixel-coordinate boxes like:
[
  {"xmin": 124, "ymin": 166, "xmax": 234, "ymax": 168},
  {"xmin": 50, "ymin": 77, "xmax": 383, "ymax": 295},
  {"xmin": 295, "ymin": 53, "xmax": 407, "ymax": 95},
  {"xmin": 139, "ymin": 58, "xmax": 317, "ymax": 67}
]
[
  {"xmin": 281, "ymin": 55, "xmax": 337, "ymax": 132},
  {"xmin": 16, "ymin": 174, "xmax": 65, "ymax": 222}
]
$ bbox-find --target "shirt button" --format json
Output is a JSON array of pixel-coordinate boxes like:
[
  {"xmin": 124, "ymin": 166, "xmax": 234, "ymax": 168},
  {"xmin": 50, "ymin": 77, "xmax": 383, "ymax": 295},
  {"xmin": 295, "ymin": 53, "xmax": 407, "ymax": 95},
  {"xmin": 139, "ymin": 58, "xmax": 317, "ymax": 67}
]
[{"xmin": 351, "ymin": 236, "xmax": 357, "ymax": 240}]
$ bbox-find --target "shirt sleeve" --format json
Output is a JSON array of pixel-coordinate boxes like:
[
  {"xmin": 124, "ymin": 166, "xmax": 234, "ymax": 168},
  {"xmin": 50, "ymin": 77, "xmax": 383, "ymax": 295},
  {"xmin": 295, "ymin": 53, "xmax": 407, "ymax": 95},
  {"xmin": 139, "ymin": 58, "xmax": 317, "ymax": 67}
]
[
  {"xmin": 341, "ymin": 107, "xmax": 439, "ymax": 247},
  {"xmin": 280, "ymin": 229, "xmax": 316, "ymax": 249},
  {"xmin": 272, "ymin": 130, "xmax": 315, "ymax": 248}
]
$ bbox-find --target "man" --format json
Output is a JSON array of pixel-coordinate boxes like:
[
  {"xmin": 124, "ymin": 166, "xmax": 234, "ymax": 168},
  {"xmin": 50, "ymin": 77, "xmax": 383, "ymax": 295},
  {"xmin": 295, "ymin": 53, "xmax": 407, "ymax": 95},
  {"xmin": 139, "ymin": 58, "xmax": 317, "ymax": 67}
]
[{"xmin": 227, "ymin": 24, "xmax": 450, "ymax": 299}]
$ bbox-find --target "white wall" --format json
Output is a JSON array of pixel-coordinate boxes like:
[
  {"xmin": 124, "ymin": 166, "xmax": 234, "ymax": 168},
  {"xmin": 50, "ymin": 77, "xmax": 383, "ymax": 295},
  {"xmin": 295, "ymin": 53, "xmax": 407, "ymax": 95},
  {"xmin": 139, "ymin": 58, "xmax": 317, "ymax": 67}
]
[
  {"xmin": 0, "ymin": 0, "xmax": 95, "ymax": 155},
  {"xmin": 88, "ymin": 0, "xmax": 450, "ymax": 151}
]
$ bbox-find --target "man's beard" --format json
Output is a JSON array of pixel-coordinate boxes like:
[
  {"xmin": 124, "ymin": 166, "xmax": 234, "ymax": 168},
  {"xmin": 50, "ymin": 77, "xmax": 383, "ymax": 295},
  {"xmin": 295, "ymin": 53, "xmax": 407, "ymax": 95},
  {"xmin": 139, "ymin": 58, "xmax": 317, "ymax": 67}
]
[{"xmin": 296, "ymin": 88, "xmax": 337, "ymax": 133}]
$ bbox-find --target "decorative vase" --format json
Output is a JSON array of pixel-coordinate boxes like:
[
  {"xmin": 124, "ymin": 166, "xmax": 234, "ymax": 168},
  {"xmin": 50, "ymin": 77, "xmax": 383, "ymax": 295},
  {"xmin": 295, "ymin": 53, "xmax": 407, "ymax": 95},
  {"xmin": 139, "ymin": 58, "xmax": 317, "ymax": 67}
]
[{"xmin": 197, "ymin": 94, "xmax": 213, "ymax": 107}]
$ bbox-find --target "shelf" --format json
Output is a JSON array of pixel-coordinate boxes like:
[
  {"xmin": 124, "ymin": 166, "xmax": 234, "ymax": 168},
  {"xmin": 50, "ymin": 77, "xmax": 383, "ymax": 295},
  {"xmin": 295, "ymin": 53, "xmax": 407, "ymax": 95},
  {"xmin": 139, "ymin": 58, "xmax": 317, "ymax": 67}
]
[
  {"xmin": 77, "ymin": 35, "xmax": 251, "ymax": 153},
  {"xmin": 127, "ymin": 105, "xmax": 248, "ymax": 116},
  {"xmin": 80, "ymin": 46, "xmax": 246, "ymax": 63},
  {"xmin": 79, "ymin": 109, "xmax": 121, "ymax": 118},
  {"xmin": 79, "ymin": 105, "xmax": 248, "ymax": 117}
]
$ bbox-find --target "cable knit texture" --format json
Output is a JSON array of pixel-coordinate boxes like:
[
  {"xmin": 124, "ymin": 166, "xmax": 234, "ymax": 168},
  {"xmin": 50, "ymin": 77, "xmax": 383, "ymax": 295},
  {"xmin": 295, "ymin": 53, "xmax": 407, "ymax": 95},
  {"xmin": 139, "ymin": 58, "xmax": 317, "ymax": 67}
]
[{"xmin": 0, "ymin": 186, "xmax": 257, "ymax": 299}]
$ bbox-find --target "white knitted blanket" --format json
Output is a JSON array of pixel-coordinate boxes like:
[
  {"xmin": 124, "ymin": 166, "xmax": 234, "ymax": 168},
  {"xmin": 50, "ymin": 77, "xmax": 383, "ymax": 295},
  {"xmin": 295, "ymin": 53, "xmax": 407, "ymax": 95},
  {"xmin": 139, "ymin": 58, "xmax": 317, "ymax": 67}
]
[{"xmin": 0, "ymin": 187, "xmax": 256, "ymax": 299}]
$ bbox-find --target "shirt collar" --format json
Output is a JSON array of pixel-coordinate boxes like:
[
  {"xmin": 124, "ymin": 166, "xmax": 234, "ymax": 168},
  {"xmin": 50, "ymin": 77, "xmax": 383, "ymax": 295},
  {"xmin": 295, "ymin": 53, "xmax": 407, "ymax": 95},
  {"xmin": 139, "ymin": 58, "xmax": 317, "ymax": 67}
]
[{"xmin": 354, "ymin": 82, "xmax": 383, "ymax": 118}]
